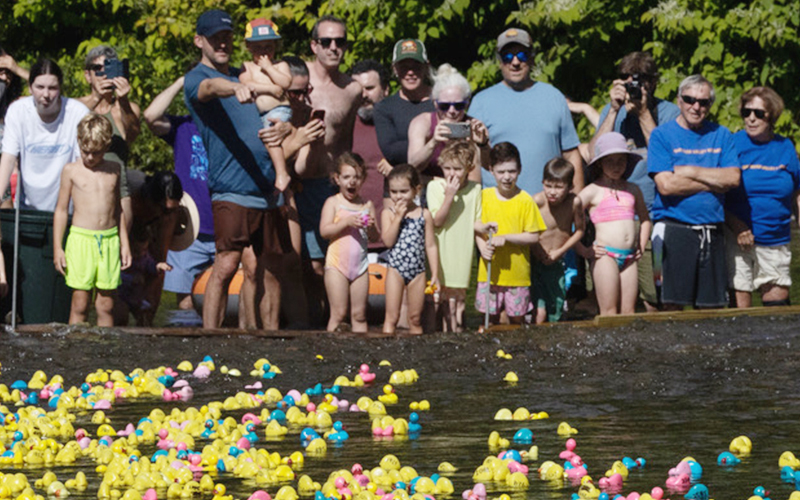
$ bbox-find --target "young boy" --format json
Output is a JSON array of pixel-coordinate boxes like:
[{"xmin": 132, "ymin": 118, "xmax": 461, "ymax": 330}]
[
  {"xmin": 53, "ymin": 113, "xmax": 132, "ymax": 326},
  {"xmin": 239, "ymin": 18, "xmax": 293, "ymax": 193},
  {"xmin": 475, "ymin": 142, "xmax": 547, "ymax": 326},
  {"xmin": 532, "ymin": 157, "xmax": 585, "ymax": 323},
  {"xmin": 426, "ymin": 140, "xmax": 482, "ymax": 332}
]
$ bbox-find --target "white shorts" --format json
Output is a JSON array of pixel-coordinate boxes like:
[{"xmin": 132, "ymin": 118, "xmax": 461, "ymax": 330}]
[{"xmin": 726, "ymin": 233, "xmax": 791, "ymax": 292}]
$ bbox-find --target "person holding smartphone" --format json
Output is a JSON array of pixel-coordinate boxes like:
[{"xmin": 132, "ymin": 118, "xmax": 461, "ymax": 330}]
[{"xmin": 407, "ymin": 63, "xmax": 489, "ymax": 186}]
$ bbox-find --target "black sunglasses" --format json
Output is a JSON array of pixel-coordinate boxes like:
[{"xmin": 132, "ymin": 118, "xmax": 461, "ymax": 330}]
[
  {"xmin": 681, "ymin": 95, "xmax": 712, "ymax": 108},
  {"xmin": 436, "ymin": 100, "xmax": 468, "ymax": 112},
  {"xmin": 316, "ymin": 37, "xmax": 347, "ymax": 49},
  {"xmin": 620, "ymin": 73, "xmax": 655, "ymax": 81},
  {"xmin": 87, "ymin": 63, "xmax": 103, "ymax": 72},
  {"xmin": 500, "ymin": 50, "xmax": 530, "ymax": 64},
  {"xmin": 741, "ymin": 107, "xmax": 767, "ymax": 119},
  {"xmin": 287, "ymin": 88, "xmax": 310, "ymax": 98}
]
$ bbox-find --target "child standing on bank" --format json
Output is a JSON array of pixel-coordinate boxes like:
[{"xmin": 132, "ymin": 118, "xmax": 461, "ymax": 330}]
[
  {"xmin": 532, "ymin": 157, "xmax": 585, "ymax": 324},
  {"xmin": 320, "ymin": 153, "xmax": 379, "ymax": 333},
  {"xmin": 382, "ymin": 164, "xmax": 439, "ymax": 334},
  {"xmin": 475, "ymin": 142, "xmax": 546, "ymax": 326},
  {"xmin": 426, "ymin": 140, "xmax": 482, "ymax": 332},
  {"xmin": 577, "ymin": 132, "xmax": 650, "ymax": 316},
  {"xmin": 239, "ymin": 18, "xmax": 293, "ymax": 192},
  {"xmin": 53, "ymin": 113, "xmax": 132, "ymax": 326}
]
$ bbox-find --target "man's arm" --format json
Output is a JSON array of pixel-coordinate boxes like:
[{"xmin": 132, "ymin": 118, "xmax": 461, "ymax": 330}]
[
  {"xmin": 198, "ymin": 78, "xmax": 255, "ymax": 103},
  {"xmin": 0, "ymin": 153, "xmax": 18, "ymax": 205},
  {"xmin": 652, "ymin": 170, "xmax": 712, "ymax": 196},
  {"xmin": 674, "ymin": 166, "xmax": 740, "ymax": 192},
  {"xmin": 563, "ymin": 148, "xmax": 584, "ymax": 192},
  {"xmin": 143, "ymin": 76, "xmax": 184, "ymax": 137},
  {"xmin": 113, "ymin": 77, "xmax": 141, "ymax": 144}
]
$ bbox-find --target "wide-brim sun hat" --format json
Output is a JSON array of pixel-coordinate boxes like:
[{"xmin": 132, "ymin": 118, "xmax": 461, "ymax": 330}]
[
  {"xmin": 170, "ymin": 192, "xmax": 201, "ymax": 252},
  {"xmin": 587, "ymin": 132, "xmax": 642, "ymax": 180}
]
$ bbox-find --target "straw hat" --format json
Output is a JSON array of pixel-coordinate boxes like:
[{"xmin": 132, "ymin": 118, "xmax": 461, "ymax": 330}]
[
  {"xmin": 587, "ymin": 132, "xmax": 642, "ymax": 180},
  {"xmin": 170, "ymin": 192, "xmax": 200, "ymax": 252}
]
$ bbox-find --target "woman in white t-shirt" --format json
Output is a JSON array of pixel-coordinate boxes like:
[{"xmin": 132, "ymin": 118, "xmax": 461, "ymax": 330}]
[{"xmin": 0, "ymin": 59, "xmax": 89, "ymax": 211}]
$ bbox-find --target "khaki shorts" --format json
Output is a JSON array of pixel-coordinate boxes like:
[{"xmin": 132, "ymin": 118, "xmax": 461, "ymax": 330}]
[{"xmin": 726, "ymin": 233, "xmax": 791, "ymax": 292}]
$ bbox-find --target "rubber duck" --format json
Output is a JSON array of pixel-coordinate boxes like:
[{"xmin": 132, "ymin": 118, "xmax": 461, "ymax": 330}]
[
  {"xmin": 318, "ymin": 395, "xmax": 339, "ymax": 414},
  {"xmin": 683, "ymin": 484, "xmax": 709, "ymax": 500},
  {"xmin": 326, "ymin": 421, "xmax": 349, "ymax": 443},
  {"xmin": 503, "ymin": 372, "xmax": 518, "ymax": 383},
  {"xmin": 512, "ymin": 408, "xmax": 530, "ymax": 420},
  {"xmin": 560, "ymin": 438, "xmax": 578, "ymax": 460},
  {"xmin": 496, "ymin": 349, "xmax": 512, "ymax": 359},
  {"xmin": 494, "ymin": 409, "xmax": 513, "ymax": 421},
  {"xmin": 408, "ymin": 413, "xmax": 422, "ymax": 434},
  {"xmin": 357, "ymin": 365, "xmax": 376, "ymax": 384},
  {"xmin": 439, "ymin": 462, "xmax": 457, "ymax": 473},
  {"xmin": 729, "ymin": 435, "xmax": 752, "ymax": 456},
  {"xmin": 597, "ymin": 473, "xmax": 623, "ymax": 492},
  {"xmin": 512, "ymin": 428, "xmax": 533, "ymax": 444},
  {"xmin": 378, "ymin": 385, "xmax": 398, "ymax": 405},
  {"xmin": 409, "ymin": 400, "xmax": 430, "ymax": 411},
  {"xmin": 531, "ymin": 411, "xmax": 550, "ymax": 420},
  {"xmin": 781, "ymin": 465, "xmax": 796, "ymax": 483},
  {"xmin": 664, "ymin": 473, "xmax": 690, "ymax": 492},
  {"xmin": 717, "ymin": 451, "xmax": 740, "ymax": 466},
  {"xmin": 780, "ymin": 451, "xmax": 800, "ymax": 469},
  {"xmin": 487, "ymin": 431, "xmax": 510, "ymax": 449},
  {"xmin": 538, "ymin": 461, "xmax": 565, "ymax": 481},
  {"xmin": 557, "ymin": 422, "xmax": 578, "ymax": 436},
  {"xmin": 752, "ymin": 486, "xmax": 770, "ymax": 499}
]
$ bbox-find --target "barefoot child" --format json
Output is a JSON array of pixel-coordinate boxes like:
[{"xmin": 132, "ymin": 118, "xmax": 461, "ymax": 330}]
[
  {"xmin": 320, "ymin": 153, "xmax": 380, "ymax": 332},
  {"xmin": 426, "ymin": 140, "xmax": 482, "ymax": 332},
  {"xmin": 532, "ymin": 157, "xmax": 585, "ymax": 323},
  {"xmin": 239, "ymin": 18, "xmax": 293, "ymax": 192},
  {"xmin": 577, "ymin": 132, "xmax": 650, "ymax": 316},
  {"xmin": 53, "ymin": 113, "xmax": 132, "ymax": 326},
  {"xmin": 382, "ymin": 165, "xmax": 439, "ymax": 334},
  {"xmin": 475, "ymin": 142, "xmax": 546, "ymax": 327}
]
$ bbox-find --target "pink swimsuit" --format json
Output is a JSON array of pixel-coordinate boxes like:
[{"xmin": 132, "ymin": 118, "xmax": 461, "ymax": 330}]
[
  {"xmin": 590, "ymin": 187, "xmax": 635, "ymax": 224},
  {"xmin": 325, "ymin": 197, "xmax": 369, "ymax": 282}
]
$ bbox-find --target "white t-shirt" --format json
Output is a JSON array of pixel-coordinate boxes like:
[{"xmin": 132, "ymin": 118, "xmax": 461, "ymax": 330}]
[{"xmin": 1, "ymin": 96, "xmax": 89, "ymax": 211}]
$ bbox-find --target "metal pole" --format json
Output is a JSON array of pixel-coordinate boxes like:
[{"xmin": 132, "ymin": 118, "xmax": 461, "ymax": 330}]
[
  {"xmin": 483, "ymin": 229, "xmax": 494, "ymax": 332},
  {"xmin": 11, "ymin": 196, "xmax": 19, "ymax": 331}
]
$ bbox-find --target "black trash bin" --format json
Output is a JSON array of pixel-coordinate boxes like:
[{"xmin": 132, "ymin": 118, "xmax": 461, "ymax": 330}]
[{"xmin": 0, "ymin": 209, "xmax": 72, "ymax": 324}]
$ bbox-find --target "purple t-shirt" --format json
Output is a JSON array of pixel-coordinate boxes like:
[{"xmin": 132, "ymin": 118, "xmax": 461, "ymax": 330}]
[{"xmin": 163, "ymin": 115, "xmax": 214, "ymax": 236}]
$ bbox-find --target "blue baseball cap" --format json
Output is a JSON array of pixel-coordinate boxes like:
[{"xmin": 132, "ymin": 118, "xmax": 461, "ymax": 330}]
[{"xmin": 196, "ymin": 9, "xmax": 233, "ymax": 37}]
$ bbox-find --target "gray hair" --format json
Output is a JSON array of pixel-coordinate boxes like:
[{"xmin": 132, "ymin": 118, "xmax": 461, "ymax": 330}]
[
  {"xmin": 431, "ymin": 63, "xmax": 471, "ymax": 101},
  {"xmin": 678, "ymin": 74, "xmax": 715, "ymax": 104},
  {"xmin": 85, "ymin": 45, "xmax": 117, "ymax": 68}
]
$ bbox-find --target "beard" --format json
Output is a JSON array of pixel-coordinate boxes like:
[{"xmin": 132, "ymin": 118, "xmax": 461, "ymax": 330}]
[{"xmin": 357, "ymin": 105, "xmax": 374, "ymax": 123}]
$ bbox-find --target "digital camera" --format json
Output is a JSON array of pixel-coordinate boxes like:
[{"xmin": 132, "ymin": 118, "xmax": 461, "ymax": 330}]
[
  {"xmin": 97, "ymin": 58, "xmax": 129, "ymax": 80},
  {"xmin": 624, "ymin": 75, "xmax": 642, "ymax": 100}
]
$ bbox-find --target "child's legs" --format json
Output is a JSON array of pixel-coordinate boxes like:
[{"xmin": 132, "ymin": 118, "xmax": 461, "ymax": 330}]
[
  {"xmin": 535, "ymin": 306, "xmax": 547, "ymax": 325},
  {"xmin": 502, "ymin": 286, "xmax": 532, "ymax": 324},
  {"xmin": 324, "ymin": 268, "xmax": 351, "ymax": 331},
  {"xmin": 383, "ymin": 268, "xmax": 406, "ymax": 334},
  {"xmin": 619, "ymin": 261, "xmax": 639, "ymax": 314},
  {"xmin": 349, "ymin": 272, "xmax": 370, "ymax": 333},
  {"xmin": 262, "ymin": 107, "xmax": 292, "ymax": 190},
  {"xmin": 475, "ymin": 282, "xmax": 501, "ymax": 326},
  {"xmin": 95, "ymin": 289, "xmax": 116, "ymax": 327},
  {"xmin": 592, "ymin": 256, "xmax": 621, "ymax": 315},
  {"xmin": 405, "ymin": 273, "xmax": 427, "ymax": 334},
  {"xmin": 70, "ymin": 289, "xmax": 91, "ymax": 324},
  {"xmin": 239, "ymin": 246, "xmax": 258, "ymax": 329},
  {"xmin": 442, "ymin": 287, "xmax": 466, "ymax": 331}
]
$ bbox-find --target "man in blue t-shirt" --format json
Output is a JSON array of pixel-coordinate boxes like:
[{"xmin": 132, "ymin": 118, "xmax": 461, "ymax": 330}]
[
  {"xmin": 184, "ymin": 9, "xmax": 290, "ymax": 330},
  {"xmin": 648, "ymin": 74, "xmax": 740, "ymax": 309},
  {"xmin": 470, "ymin": 28, "xmax": 582, "ymax": 195},
  {"xmin": 593, "ymin": 52, "xmax": 680, "ymax": 311}
]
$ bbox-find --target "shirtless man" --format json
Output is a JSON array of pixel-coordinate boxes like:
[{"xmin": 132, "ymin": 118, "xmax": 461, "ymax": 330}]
[
  {"xmin": 297, "ymin": 15, "xmax": 361, "ymax": 326},
  {"xmin": 78, "ymin": 45, "xmax": 141, "ymax": 231}
]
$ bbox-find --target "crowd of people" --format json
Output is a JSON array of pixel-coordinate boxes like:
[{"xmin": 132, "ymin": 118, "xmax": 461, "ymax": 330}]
[{"xmin": 0, "ymin": 10, "xmax": 798, "ymax": 332}]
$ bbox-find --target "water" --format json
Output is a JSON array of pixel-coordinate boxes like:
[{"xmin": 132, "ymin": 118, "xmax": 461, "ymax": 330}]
[{"xmin": 2, "ymin": 314, "xmax": 800, "ymax": 499}]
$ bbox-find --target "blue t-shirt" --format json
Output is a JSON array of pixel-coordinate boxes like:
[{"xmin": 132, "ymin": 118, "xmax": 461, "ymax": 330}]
[
  {"xmin": 598, "ymin": 98, "xmax": 680, "ymax": 212},
  {"xmin": 648, "ymin": 120, "xmax": 740, "ymax": 224},
  {"xmin": 470, "ymin": 81, "xmax": 580, "ymax": 195},
  {"xmin": 184, "ymin": 63, "xmax": 278, "ymax": 210},
  {"xmin": 726, "ymin": 131, "xmax": 800, "ymax": 246}
]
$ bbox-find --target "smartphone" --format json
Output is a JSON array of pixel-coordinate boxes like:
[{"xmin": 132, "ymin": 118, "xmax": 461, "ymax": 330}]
[
  {"xmin": 311, "ymin": 109, "xmax": 326, "ymax": 121},
  {"xmin": 96, "ymin": 58, "xmax": 129, "ymax": 80},
  {"xmin": 445, "ymin": 122, "xmax": 470, "ymax": 139}
]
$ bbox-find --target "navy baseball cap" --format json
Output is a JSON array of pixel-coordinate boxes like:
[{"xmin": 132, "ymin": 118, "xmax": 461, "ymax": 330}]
[{"xmin": 196, "ymin": 9, "xmax": 233, "ymax": 37}]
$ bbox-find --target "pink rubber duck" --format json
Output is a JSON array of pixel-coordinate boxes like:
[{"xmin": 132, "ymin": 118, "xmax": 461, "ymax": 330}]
[
  {"xmin": 248, "ymin": 491, "xmax": 271, "ymax": 500},
  {"xmin": 559, "ymin": 438, "xmax": 578, "ymax": 460},
  {"xmin": 598, "ymin": 473, "xmax": 624, "ymax": 492},
  {"xmin": 358, "ymin": 364, "xmax": 376, "ymax": 384}
]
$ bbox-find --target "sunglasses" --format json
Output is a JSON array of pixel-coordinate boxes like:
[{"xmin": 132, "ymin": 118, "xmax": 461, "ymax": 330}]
[
  {"xmin": 287, "ymin": 84, "xmax": 313, "ymax": 98},
  {"xmin": 680, "ymin": 95, "xmax": 712, "ymax": 108},
  {"xmin": 500, "ymin": 50, "xmax": 530, "ymax": 64},
  {"xmin": 87, "ymin": 63, "xmax": 103, "ymax": 72},
  {"xmin": 741, "ymin": 107, "xmax": 767, "ymax": 120},
  {"xmin": 620, "ymin": 73, "xmax": 655, "ymax": 81},
  {"xmin": 436, "ymin": 100, "xmax": 468, "ymax": 112},
  {"xmin": 316, "ymin": 37, "xmax": 347, "ymax": 49}
]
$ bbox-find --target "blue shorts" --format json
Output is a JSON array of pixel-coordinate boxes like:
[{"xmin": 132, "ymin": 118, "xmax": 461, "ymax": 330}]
[
  {"xmin": 163, "ymin": 234, "xmax": 216, "ymax": 294},
  {"xmin": 296, "ymin": 177, "xmax": 337, "ymax": 260}
]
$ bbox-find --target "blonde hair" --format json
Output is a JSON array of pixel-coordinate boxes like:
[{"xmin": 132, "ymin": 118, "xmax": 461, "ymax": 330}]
[
  {"xmin": 439, "ymin": 139, "xmax": 476, "ymax": 171},
  {"xmin": 77, "ymin": 113, "xmax": 113, "ymax": 151},
  {"xmin": 431, "ymin": 63, "xmax": 471, "ymax": 101}
]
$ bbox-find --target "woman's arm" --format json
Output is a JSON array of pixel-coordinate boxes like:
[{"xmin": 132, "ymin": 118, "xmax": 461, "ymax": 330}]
[{"xmin": 423, "ymin": 209, "xmax": 439, "ymax": 288}]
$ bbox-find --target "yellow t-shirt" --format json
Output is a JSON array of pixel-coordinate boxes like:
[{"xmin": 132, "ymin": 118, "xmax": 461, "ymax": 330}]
[{"xmin": 477, "ymin": 187, "xmax": 546, "ymax": 287}]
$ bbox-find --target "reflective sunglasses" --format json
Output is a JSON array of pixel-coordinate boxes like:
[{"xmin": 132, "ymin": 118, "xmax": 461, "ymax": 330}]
[
  {"xmin": 680, "ymin": 95, "xmax": 712, "ymax": 108},
  {"xmin": 741, "ymin": 107, "xmax": 767, "ymax": 119},
  {"xmin": 500, "ymin": 50, "xmax": 530, "ymax": 64},
  {"xmin": 316, "ymin": 37, "xmax": 347, "ymax": 48},
  {"xmin": 436, "ymin": 100, "xmax": 468, "ymax": 112}
]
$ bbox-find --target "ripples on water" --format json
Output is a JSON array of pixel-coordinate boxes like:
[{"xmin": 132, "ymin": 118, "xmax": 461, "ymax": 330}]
[{"xmin": 2, "ymin": 314, "xmax": 800, "ymax": 499}]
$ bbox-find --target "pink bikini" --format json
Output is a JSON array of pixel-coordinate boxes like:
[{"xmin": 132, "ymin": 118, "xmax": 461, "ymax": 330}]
[{"xmin": 590, "ymin": 187, "xmax": 636, "ymax": 270}]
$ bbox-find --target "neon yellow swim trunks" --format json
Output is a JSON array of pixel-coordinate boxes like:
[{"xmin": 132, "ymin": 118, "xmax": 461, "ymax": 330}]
[{"xmin": 65, "ymin": 226, "xmax": 121, "ymax": 291}]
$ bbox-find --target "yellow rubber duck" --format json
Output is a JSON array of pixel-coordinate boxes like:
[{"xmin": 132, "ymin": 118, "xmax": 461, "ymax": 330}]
[
  {"xmin": 729, "ymin": 435, "xmax": 752, "ymax": 456},
  {"xmin": 779, "ymin": 451, "xmax": 800, "ymax": 468},
  {"xmin": 377, "ymin": 385, "xmax": 398, "ymax": 405},
  {"xmin": 557, "ymin": 422, "xmax": 578, "ymax": 436}
]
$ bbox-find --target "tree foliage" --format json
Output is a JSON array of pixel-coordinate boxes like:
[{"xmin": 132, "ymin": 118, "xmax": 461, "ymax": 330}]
[{"xmin": 2, "ymin": 0, "xmax": 798, "ymax": 171}]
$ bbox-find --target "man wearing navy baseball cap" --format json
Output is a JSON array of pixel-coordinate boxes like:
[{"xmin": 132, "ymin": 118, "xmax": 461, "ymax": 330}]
[{"xmin": 184, "ymin": 9, "xmax": 291, "ymax": 331}]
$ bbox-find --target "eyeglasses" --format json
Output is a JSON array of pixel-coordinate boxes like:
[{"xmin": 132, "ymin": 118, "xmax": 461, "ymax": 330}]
[
  {"xmin": 741, "ymin": 107, "xmax": 767, "ymax": 119},
  {"xmin": 680, "ymin": 95, "xmax": 712, "ymax": 108},
  {"xmin": 500, "ymin": 50, "xmax": 530, "ymax": 64},
  {"xmin": 87, "ymin": 64, "xmax": 103, "ymax": 72},
  {"xmin": 436, "ymin": 100, "xmax": 468, "ymax": 112},
  {"xmin": 287, "ymin": 86, "xmax": 312, "ymax": 98},
  {"xmin": 316, "ymin": 37, "xmax": 347, "ymax": 49},
  {"xmin": 620, "ymin": 73, "xmax": 655, "ymax": 81}
]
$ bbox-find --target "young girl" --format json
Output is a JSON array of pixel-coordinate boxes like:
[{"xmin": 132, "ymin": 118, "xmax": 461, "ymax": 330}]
[
  {"xmin": 319, "ymin": 153, "xmax": 380, "ymax": 332},
  {"xmin": 382, "ymin": 165, "xmax": 439, "ymax": 334},
  {"xmin": 577, "ymin": 132, "xmax": 651, "ymax": 316}
]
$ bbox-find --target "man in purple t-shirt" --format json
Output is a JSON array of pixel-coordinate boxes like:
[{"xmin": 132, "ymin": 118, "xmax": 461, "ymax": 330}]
[{"xmin": 143, "ymin": 75, "xmax": 215, "ymax": 319}]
